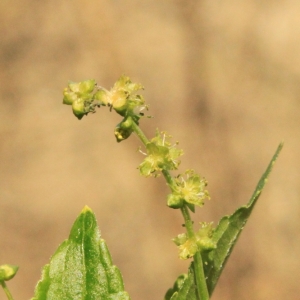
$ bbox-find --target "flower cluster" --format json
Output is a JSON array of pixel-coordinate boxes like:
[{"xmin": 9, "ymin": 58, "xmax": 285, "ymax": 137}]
[
  {"xmin": 63, "ymin": 79, "xmax": 97, "ymax": 120},
  {"xmin": 138, "ymin": 131, "xmax": 183, "ymax": 177},
  {"xmin": 173, "ymin": 222, "xmax": 216, "ymax": 260},
  {"xmin": 167, "ymin": 170, "xmax": 210, "ymax": 209},
  {"xmin": 63, "ymin": 75, "xmax": 146, "ymax": 121},
  {"xmin": 95, "ymin": 75, "xmax": 145, "ymax": 118},
  {"xmin": 62, "ymin": 75, "xmax": 216, "ymax": 266}
]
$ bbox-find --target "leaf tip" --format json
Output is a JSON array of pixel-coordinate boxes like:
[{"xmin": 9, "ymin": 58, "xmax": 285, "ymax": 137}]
[
  {"xmin": 278, "ymin": 141, "xmax": 284, "ymax": 152},
  {"xmin": 82, "ymin": 205, "xmax": 92, "ymax": 213}
]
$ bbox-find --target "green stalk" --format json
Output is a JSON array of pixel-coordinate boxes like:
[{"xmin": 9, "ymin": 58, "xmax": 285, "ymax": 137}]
[
  {"xmin": 180, "ymin": 205, "xmax": 195, "ymax": 238},
  {"xmin": 162, "ymin": 169, "xmax": 175, "ymax": 189},
  {"xmin": 0, "ymin": 281, "xmax": 14, "ymax": 300},
  {"xmin": 131, "ymin": 120, "xmax": 150, "ymax": 146},
  {"xmin": 132, "ymin": 120, "xmax": 209, "ymax": 299},
  {"xmin": 193, "ymin": 252, "xmax": 209, "ymax": 300},
  {"xmin": 181, "ymin": 206, "xmax": 209, "ymax": 300}
]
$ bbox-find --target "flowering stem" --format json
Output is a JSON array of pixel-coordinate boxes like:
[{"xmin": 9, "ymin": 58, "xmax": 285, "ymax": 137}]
[
  {"xmin": 162, "ymin": 169, "xmax": 175, "ymax": 189},
  {"xmin": 0, "ymin": 281, "xmax": 14, "ymax": 300},
  {"xmin": 180, "ymin": 205, "xmax": 194, "ymax": 238},
  {"xmin": 181, "ymin": 205, "xmax": 209, "ymax": 300},
  {"xmin": 132, "ymin": 120, "xmax": 209, "ymax": 299},
  {"xmin": 193, "ymin": 251, "xmax": 209, "ymax": 299}
]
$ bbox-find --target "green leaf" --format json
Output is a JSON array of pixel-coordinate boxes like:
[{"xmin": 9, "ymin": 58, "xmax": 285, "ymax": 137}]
[
  {"xmin": 164, "ymin": 263, "xmax": 198, "ymax": 300},
  {"xmin": 202, "ymin": 142, "xmax": 283, "ymax": 296},
  {"xmin": 32, "ymin": 206, "xmax": 131, "ymax": 300}
]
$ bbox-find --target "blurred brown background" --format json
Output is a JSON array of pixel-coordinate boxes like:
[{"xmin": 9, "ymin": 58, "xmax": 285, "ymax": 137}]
[{"xmin": 1, "ymin": 1, "xmax": 300, "ymax": 299}]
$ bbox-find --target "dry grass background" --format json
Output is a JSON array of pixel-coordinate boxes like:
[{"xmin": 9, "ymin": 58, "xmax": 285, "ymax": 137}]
[{"xmin": 1, "ymin": 1, "xmax": 300, "ymax": 299}]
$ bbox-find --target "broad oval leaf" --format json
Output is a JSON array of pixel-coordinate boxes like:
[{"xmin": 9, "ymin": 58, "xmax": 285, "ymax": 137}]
[{"xmin": 32, "ymin": 206, "xmax": 131, "ymax": 300}]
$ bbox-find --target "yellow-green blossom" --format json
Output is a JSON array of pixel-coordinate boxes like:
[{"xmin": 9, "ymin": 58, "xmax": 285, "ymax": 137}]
[
  {"xmin": 114, "ymin": 116, "xmax": 134, "ymax": 142},
  {"xmin": 195, "ymin": 222, "xmax": 216, "ymax": 251},
  {"xmin": 167, "ymin": 170, "xmax": 210, "ymax": 209},
  {"xmin": 63, "ymin": 79, "xmax": 96, "ymax": 119},
  {"xmin": 179, "ymin": 237, "xmax": 198, "ymax": 260},
  {"xmin": 0, "ymin": 264, "xmax": 19, "ymax": 281},
  {"xmin": 94, "ymin": 75, "xmax": 145, "ymax": 117},
  {"xmin": 138, "ymin": 131, "xmax": 183, "ymax": 177},
  {"xmin": 173, "ymin": 222, "xmax": 216, "ymax": 260},
  {"xmin": 63, "ymin": 76, "xmax": 145, "ymax": 120}
]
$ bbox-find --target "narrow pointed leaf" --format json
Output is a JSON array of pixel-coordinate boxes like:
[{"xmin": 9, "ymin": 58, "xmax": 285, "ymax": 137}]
[
  {"xmin": 202, "ymin": 142, "xmax": 283, "ymax": 295},
  {"xmin": 32, "ymin": 206, "xmax": 131, "ymax": 300}
]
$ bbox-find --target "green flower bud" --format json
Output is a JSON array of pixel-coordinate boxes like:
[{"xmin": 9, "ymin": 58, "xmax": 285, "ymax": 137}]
[
  {"xmin": 78, "ymin": 79, "xmax": 96, "ymax": 94},
  {"xmin": 68, "ymin": 82, "xmax": 80, "ymax": 93},
  {"xmin": 63, "ymin": 88, "xmax": 77, "ymax": 105},
  {"xmin": 167, "ymin": 193, "xmax": 184, "ymax": 209},
  {"xmin": 121, "ymin": 116, "xmax": 134, "ymax": 129},
  {"xmin": 114, "ymin": 117, "xmax": 134, "ymax": 142},
  {"xmin": 68, "ymin": 80, "xmax": 95, "ymax": 95},
  {"xmin": 195, "ymin": 222, "xmax": 216, "ymax": 252},
  {"xmin": 111, "ymin": 90, "xmax": 128, "ymax": 116},
  {"xmin": 63, "ymin": 80, "xmax": 97, "ymax": 120},
  {"xmin": 94, "ymin": 89, "xmax": 110, "ymax": 106},
  {"xmin": 0, "ymin": 264, "xmax": 19, "ymax": 281},
  {"xmin": 72, "ymin": 100, "xmax": 86, "ymax": 120}
]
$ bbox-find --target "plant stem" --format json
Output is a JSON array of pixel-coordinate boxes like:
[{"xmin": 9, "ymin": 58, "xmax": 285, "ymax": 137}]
[
  {"xmin": 132, "ymin": 120, "xmax": 209, "ymax": 299},
  {"xmin": 193, "ymin": 252, "xmax": 209, "ymax": 300},
  {"xmin": 181, "ymin": 206, "xmax": 209, "ymax": 300},
  {"xmin": 131, "ymin": 120, "xmax": 150, "ymax": 146},
  {"xmin": 162, "ymin": 169, "xmax": 175, "ymax": 189},
  {"xmin": 0, "ymin": 281, "xmax": 14, "ymax": 300},
  {"xmin": 180, "ymin": 205, "xmax": 195, "ymax": 238}
]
